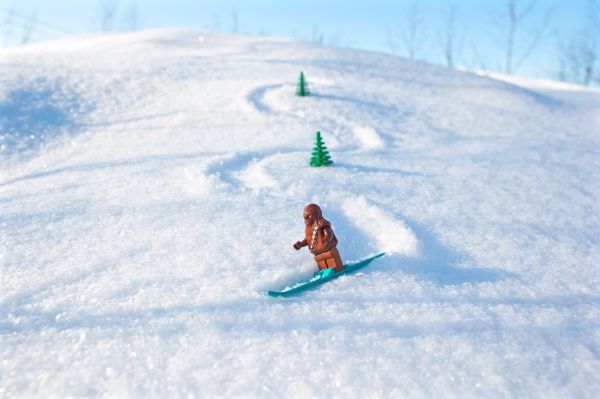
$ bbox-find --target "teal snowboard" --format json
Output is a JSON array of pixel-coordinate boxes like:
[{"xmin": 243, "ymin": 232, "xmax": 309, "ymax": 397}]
[{"xmin": 267, "ymin": 252, "xmax": 385, "ymax": 297}]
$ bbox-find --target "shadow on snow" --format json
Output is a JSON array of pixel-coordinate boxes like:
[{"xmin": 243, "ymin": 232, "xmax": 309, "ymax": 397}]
[
  {"xmin": 391, "ymin": 218, "xmax": 516, "ymax": 286},
  {"xmin": 0, "ymin": 82, "xmax": 89, "ymax": 160}
]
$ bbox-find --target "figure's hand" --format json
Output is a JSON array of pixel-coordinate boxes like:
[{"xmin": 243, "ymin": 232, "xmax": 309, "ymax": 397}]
[{"xmin": 293, "ymin": 241, "xmax": 303, "ymax": 250}]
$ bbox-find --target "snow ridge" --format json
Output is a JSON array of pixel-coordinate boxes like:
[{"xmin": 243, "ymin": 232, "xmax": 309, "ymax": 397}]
[{"xmin": 342, "ymin": 196, "xmax": 419, "ymax": 256}]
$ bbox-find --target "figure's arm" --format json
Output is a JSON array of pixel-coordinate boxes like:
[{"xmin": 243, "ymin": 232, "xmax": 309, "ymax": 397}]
[
  {"xmin": 322, "ymin": 226, "xmax": 334, "ymax": 246},
  {"xmin": 293, "ymin": 239, "xmax": 307, "ymax": 250}
]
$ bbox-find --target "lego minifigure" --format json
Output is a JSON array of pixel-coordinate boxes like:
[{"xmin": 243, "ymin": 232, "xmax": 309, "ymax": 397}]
[{"xmin": 293, "ymin": 204, "xmax": 344, "ymax": 272}]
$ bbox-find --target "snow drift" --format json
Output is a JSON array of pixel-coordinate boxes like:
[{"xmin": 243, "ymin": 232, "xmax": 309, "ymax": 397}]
[{"xmin": 342, "ymin": 196, "xmax": 419, "ymax": 256}]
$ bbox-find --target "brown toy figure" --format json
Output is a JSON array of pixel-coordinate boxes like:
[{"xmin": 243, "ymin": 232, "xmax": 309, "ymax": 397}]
[{"xmin": 293, "ymin": 204, "xmax": 344, "ymax": 272}]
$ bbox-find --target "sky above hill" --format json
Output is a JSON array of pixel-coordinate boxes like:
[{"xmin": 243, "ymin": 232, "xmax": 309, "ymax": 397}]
[{"xmin": 0, "ymin": 0, "xmax": 595, "ymax": 79}]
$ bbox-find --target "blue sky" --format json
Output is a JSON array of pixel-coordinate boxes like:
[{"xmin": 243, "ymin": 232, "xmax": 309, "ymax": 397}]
[{"xmin": 0, "ymin": 0, "xmax": 593, "ymax": 79}]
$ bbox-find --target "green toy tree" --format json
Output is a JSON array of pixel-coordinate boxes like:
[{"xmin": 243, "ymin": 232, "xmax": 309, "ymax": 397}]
[
  {"xmin": 296, "ymin": 71, "xmax": 310, "ymax": 96},
  {"xmin": 310, "ymin": 131, "xmax": 333, "ymax": 167}
]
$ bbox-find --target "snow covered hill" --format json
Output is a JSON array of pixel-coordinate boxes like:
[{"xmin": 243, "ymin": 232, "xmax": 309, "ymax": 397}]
[{"xmin": 1, "ymin": 29, "xmax": 599, "ymax": 398}]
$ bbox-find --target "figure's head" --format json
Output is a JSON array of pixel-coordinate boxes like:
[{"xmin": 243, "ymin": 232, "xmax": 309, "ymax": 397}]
[{"xmin": 303, "ymin": 203, "xmax": 322, "ymax": 226}]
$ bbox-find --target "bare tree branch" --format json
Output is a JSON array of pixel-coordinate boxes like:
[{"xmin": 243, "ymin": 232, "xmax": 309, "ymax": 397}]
[
  {"xmin": 388, "ymin": 1, "xmax": 428, "ymax": 59},
  {"xmin": 500, "ymin": 0, "xmax": 551, "ymax": 74},
  {"xmin": 0, "ymin": 3, "xmax": 40, "ymax": 46},
  {"xmin": 513, "ymin": 8, "xmax": 551, "ymax": 72},
  {"xmin": 100, "ymin": 0, "xmax": 119, "ymax": 32},
  {"xmin": 19, "ymin": 10, "xmax": 35, "ymax": 44},
  {"xmin": 556, "ymin": 0, "xmax": 599, "ymax": 85},
  {"xmin": 119, "ymin": 2, "xmax": 138, "ymax": 32},
  {"xmin": 310, "ymin": 24, "xmax": 324, "ymax": 45},
  {"xmin": 516, "ymin": 0, "xmax": 536, "ymax": 21},
  {"xmin": 402, "ymin": 1, "xmax": 426, "ymax": 59},
  {"xmin": 2, "ymin": 3, "xmax": 15, "ymax": 46},
  {"xmin": 438, "ymin": 2, "xmax": 464, "ymax": 68}
]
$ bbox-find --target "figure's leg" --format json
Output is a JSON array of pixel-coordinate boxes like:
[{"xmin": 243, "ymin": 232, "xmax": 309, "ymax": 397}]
[
  {"xmin": 317, "ymin": 259, "xmax": 328, "ymax": 270},
  {"xmin": 314, "ymin": 251, "xmax": 330, "ymax": 270},
  {"xmin": 315, "ymin": 249, "xmax": 344, "ymax": 272},
  {"xmin": 328, "ymin": 247, "xmax": 344, "ymax": 272}
]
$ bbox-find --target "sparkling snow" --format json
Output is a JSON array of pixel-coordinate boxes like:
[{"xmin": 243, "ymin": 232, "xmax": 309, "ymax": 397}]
[{"xmin": 1, "ymin": 29, "xmax": 599, "ymax": 398}]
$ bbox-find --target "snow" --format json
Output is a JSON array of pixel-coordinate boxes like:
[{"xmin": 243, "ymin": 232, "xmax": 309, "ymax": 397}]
[
  {"xmin": 352, "ymin": 125, "xmax": 386, "ymax": 150},
  {"xmin": 342, "ymin": 196, "xmax": 419, "ymax": 256},
  {"xmin": 1, "ymin": 29, "xmax": 599, "ymax": 397}
]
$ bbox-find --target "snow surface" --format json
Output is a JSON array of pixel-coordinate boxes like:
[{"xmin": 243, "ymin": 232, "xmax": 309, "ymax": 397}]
[{"xmin": 1, "ymin": 29, "xmax": 599, "ymax": 398}]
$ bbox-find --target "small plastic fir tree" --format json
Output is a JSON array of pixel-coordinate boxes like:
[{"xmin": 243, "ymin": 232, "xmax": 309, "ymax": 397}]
[
  {"xmin": 310, "ymin": 131, "xmax": 333, "ymax": 167},
  {"xmin": 296, "ymin": 71, "xmax": 310, "ymax": 96}
]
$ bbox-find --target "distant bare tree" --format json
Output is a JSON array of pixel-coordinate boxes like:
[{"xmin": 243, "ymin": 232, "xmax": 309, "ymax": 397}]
[
  {"xmin": 438, "ymin": 2, "xmax": 464, "ymax": 68},
  {"xmin": 96, "ymin": 1, "xmax": 141, "ymax": 33},
  {"xmin": 588, "ymin": 0, "xmax": 600, "ymax": 85},
  {"xmin": 388, "ymin": 1, "xmax": 428, "ymax": 59},
  {"xmin": 119, "ymin": 2, "xmax": 138, "ymax": 31},
  {"xmin": 303, "ymin": 25, "xmax": 344, "ymax": 47},
  {"xmin": 310, "ymin": 24, "xmax": 324, "ymax": 45},
  {"xmin": 1, "ymin": 3, "xmax": 15, "ymax": 46},
  {"xmin": 557, "ymin": 0, "xmax": 599, "ymax": 85},
  {"xmin": 494, "ymin": 0, "xmax": 551, "ymax": 74},
  {"xmin": 0, "ymin": 3, "xmax": 38, "ymax": 46},
  {"xmin": 100, "ymin": 0, "xmax": 119, "ymax": 32},
  {"xmin": 230, "ymin": 11, "xmax": 238, "ymax": 33},
  {"xmin": 19, "ymin": 10, "xmax": 35, "ymax": 44}
]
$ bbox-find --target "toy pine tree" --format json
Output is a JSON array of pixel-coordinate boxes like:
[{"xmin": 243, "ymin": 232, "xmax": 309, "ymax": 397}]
[
  {"xmin": 296, "ymin": 71, "xmax": 310, "ymax": 96},
  {"xmin": 310, "ymin": 131, "xmax": 333, "ymax": 167}
]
